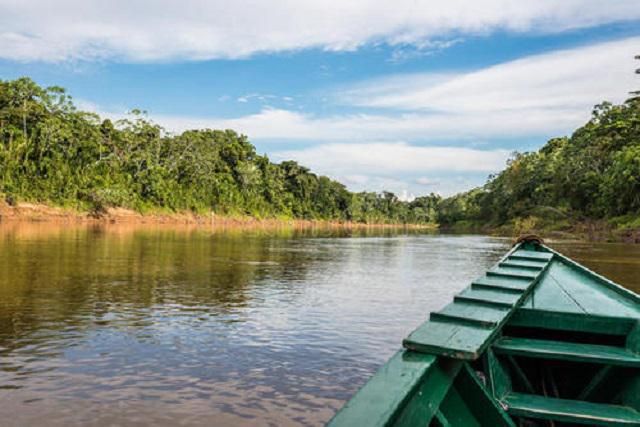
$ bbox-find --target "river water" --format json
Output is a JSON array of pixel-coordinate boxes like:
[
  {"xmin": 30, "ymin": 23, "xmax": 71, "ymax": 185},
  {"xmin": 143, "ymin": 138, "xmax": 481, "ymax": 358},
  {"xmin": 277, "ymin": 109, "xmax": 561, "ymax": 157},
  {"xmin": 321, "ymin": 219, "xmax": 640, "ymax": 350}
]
[{"xmin": 0, "ymin": 223, "xmax": 638, "ymax": 426}]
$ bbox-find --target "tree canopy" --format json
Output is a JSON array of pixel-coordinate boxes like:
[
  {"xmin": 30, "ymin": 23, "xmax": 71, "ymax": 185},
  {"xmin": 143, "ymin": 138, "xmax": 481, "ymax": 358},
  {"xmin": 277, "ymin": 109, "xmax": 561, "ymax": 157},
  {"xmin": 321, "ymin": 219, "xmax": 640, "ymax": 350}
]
[
  {"xmin": 437, "ymin": 96, "xmax": 640, "ymax": 229},
  {"xmin": 0, "ymin": 77, "xmax": 440, "ymax": 224}
]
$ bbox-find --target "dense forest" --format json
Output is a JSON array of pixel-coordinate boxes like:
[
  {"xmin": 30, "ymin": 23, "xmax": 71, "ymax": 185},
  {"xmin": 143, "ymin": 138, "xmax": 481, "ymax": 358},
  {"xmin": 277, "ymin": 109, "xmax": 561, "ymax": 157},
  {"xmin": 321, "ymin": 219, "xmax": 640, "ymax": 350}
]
[
  {"xmin": 0, "ymin": 78, "xmax": 440, "ymax": 224},
  {"xmin": 1, "ymin": 76, "xmax": 639, "ymax": 231},
  {"xmin": 437, "ymin": 92, "xmax": 640, "ymax": 233}
]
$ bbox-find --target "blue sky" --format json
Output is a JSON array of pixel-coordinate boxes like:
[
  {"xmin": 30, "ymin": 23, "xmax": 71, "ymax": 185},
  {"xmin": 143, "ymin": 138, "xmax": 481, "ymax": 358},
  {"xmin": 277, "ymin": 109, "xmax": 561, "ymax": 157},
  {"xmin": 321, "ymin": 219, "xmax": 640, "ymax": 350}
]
[{"xmin": 1, "ymin": 1, "xmax": 639, "ymax": 198}]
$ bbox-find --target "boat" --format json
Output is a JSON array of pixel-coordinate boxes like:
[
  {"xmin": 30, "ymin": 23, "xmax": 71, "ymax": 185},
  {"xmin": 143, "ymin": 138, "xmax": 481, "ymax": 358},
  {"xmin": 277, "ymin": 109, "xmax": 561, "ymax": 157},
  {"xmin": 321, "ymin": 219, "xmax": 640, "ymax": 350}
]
[{"xmin": 328, "ymin": 236, "xmax": 640, "ymax": 426}]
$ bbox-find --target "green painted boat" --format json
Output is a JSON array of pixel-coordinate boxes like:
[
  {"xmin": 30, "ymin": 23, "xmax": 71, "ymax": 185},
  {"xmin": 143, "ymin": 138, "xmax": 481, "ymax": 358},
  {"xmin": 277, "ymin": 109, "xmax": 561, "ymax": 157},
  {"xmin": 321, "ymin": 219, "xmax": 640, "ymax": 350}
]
[{"xmin": 328, "ymin": 237, "xmax": 640, "ymax": 426}]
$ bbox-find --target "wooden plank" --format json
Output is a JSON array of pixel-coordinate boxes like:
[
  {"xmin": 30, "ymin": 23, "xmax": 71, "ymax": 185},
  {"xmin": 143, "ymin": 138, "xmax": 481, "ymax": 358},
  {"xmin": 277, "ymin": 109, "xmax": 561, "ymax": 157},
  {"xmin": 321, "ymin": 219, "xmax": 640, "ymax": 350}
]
[
  {"xmin": 403, "ymin": 321, "xmax": 494, "ymax": 359},
  {"xmin": 504, "ymin": 258, "xmax": 548, "ymax": 269},
  {"xmin": 327, "ymin": 350, "xmax": 437, "ymax": 427},
  {"xmin": 509, "ymin": 309, "xmax": 636, "ymax": 336},
  {"xmin": 503, "ymin": 392, "xmax": 640, "ymax": 426},
  {"xmin": 471, "ymin": 283, "xmax": 524, "ymax": 295},
  {"xmin": 430, "ymin": 312, "xmax": 496, "ymax": 328},
  {"xmin": 472, "ymin": 275, "xmax": 531, "ymax": 292},
  {"xmin": 454, "ymin": 296, "xmax": 513, "ymax": 308},
  {"xmin": 500, "ymin": 261, "xmax": 544, "ymax": 271},
  {"xmin": 457, "ymin": 288, "xmax": 521, "ymax": 306},
  {"xmin": 509, "ymin": 250, "xmax": 553, "ymax": 261},
  {"xmin": 494, "ymin": 337, "xmax": 640, "ymax": 367},
  {"xmin": 435, "ymin": 302, "xmax": 508, "ymax": 327},
  {"xmin": 487, "ymin": 267, "xmax": 538, "ymax": 280}
]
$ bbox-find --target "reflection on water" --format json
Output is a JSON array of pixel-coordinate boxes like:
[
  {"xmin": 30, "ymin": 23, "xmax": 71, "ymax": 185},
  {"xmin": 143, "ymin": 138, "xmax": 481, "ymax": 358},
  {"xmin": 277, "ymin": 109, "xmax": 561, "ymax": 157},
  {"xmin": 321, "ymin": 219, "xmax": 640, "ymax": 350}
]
[{"xmin": 0, "ymin": 224, "xmax": 637, "ymax": 426}]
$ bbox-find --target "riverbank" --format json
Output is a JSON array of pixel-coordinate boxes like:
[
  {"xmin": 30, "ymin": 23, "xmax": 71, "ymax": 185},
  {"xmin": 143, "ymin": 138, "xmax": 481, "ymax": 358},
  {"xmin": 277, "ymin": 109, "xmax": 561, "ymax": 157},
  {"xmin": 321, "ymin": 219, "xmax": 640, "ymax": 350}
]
[
  {"xmin": 0, "ymin": 200, "xmax": 437, "ymax": 231},
  {"xmin": 3, "ymin": 200, "xmax": 638, "ymax": 242},
  {"xmin": 443, "ymin": 216, "xmax": 640, "ymax": 244}
]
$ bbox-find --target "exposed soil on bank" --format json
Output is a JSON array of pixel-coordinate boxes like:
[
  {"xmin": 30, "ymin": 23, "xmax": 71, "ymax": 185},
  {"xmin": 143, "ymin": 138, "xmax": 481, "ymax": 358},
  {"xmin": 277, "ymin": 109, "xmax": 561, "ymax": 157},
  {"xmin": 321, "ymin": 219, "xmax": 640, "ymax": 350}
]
[{"xmin": 0, "ymin": 200, "xmax": 435, "ymax": 231}]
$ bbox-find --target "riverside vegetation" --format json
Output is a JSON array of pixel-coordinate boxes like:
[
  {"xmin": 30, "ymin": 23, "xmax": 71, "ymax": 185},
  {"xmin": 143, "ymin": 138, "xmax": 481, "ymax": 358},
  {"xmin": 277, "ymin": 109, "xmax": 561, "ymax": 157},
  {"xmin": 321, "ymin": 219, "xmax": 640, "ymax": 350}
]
[
  {"xmin": 0, "ymin": 78, "xmax": 440, "ymax": 225},
  {"xmin": 438, "ymin": 89, "xmax": 640, "ymax": 239},
  {"xmin": 0, "ymin": 77, "xmax": 639, "ymax": 238}
]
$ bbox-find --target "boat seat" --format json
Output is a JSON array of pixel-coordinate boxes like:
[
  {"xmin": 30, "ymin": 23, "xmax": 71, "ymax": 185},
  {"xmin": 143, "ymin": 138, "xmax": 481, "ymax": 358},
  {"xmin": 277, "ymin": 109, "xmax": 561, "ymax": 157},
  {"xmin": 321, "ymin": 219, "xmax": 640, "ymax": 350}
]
[
  {"xmin": 487, "ymin": 267, "xmax": 538, "ymax": 280},
  {"xmin": 493, "ymin": 337, "xmax": 640, "ymax": 367},
  {"xmin": 500, "ymin": 258, "xmax": 547, "ymax": 270},
  {"xmin": 455, "ymin": 287, "xmax": 521, "ymax": 307},
  {"xmin": 503, "ymin": 392, "xmax": 640, "ymax": 426},
  {"xmin": 472, "ymin": 276, "xmax": 530, "ymax": 292},
  {"xmin": 508, "ymin": 250, "xmax": 553, "ymax": 262}
]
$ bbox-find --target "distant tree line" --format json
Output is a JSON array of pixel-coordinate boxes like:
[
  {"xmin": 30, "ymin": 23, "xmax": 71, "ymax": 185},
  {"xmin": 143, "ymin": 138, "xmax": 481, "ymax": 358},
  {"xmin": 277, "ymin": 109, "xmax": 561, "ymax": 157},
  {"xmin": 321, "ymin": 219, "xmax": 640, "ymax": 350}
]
[{"xmin": 0, "ymin": 78, "xmax": 440, "ymax": 224}]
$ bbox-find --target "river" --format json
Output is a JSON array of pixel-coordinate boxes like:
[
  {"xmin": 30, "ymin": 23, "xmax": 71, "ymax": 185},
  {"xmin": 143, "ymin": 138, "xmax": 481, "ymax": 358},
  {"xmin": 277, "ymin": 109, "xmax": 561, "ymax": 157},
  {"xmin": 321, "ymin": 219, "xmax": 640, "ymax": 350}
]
[{"xmin": 0, "ymin": 223, "xmax": 638, "ymax": 426}]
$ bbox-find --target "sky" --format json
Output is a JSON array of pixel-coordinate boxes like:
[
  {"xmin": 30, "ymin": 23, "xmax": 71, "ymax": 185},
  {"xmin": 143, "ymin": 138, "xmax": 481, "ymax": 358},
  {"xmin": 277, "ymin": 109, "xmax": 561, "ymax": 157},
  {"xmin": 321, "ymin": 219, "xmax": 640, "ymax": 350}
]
[{"xmin": 1, "ymin": 1, "xmax": 639, "ymax": 199}]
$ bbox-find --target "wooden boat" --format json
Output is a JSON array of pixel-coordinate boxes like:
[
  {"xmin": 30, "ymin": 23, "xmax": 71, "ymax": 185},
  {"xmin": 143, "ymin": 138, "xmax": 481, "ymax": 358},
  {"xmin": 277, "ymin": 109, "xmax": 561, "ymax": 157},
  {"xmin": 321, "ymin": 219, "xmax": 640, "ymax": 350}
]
[{"xmin": 328, "ymin": 237, "xmax": 640, "ymax": 426}]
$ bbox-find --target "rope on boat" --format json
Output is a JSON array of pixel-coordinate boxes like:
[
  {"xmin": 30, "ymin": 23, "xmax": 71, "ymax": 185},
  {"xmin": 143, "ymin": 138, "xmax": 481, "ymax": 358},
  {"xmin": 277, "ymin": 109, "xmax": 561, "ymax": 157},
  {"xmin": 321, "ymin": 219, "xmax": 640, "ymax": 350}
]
[{"xmin": 514, "ymin": 234, "xmax": 544, "ymax": 246}]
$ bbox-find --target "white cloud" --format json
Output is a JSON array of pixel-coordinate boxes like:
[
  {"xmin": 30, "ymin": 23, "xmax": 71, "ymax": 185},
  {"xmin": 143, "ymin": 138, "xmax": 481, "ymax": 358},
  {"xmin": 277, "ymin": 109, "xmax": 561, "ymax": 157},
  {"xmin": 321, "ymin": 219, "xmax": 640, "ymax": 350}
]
[
  {"xmin": 73, "ymin": 98, "xmax": 103, "ymax": 113},
  {"xmin": 145, "ymin": 106, "xmax": 583, "ymax": 142},
  {"xmin": 235, "ymin": 93, "xmax": 286, "ymax": 104},
  {"xmin": 415, "ymin": 177, "xmax": 440, "ymax": 186},
  {"xmin": 114, "ymin": 37, "xmax": 638, "ymax": 143},
  {"xmin": 269, "ymin": 142, "xmax": 509, "ymax": 196},
  {"xmin": 272, "ymin": 142, "xmax": 510, "ymax": 174},
  {"xmin": 342, "ymin": 175, "xmax": 370, "ymax": 185},
  {"xmin": 1, "ymin": 1, "xmax": 639, "ymax": 62},
  {"xmin": 340, "ymin": 37, "xmax": 640, "ymax": 114}
]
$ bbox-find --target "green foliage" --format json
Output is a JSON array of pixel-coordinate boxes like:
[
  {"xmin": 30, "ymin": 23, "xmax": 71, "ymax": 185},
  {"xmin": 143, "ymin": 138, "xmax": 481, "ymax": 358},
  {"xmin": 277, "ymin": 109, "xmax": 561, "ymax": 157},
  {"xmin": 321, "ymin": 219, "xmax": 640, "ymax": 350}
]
[
  {"xmin": 0, "ymin": 78, "xmax": 438, "ymax": 224},
  {"xmin": 437, "ymin": 96, "xmax": 640, "ymax": 228},
  {"xmin": 11, "ymin": 76, "xmax": 637, "ymax": 230}
]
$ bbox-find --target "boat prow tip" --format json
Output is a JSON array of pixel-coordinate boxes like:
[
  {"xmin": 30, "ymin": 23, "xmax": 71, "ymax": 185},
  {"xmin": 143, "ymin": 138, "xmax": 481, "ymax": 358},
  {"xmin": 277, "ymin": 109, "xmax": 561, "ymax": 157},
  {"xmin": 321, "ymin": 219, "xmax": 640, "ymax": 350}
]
[{"xmin": 514, "ymin": 234, "xmax": 544, "ymax": 246}]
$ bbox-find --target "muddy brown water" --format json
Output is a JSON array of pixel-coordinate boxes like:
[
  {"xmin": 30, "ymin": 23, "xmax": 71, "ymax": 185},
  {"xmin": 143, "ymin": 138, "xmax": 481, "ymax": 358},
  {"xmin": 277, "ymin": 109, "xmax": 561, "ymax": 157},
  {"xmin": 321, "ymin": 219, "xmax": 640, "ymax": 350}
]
[{"xmin": 0, "ymin": 223, "xmax": 638, "ymax": 426}]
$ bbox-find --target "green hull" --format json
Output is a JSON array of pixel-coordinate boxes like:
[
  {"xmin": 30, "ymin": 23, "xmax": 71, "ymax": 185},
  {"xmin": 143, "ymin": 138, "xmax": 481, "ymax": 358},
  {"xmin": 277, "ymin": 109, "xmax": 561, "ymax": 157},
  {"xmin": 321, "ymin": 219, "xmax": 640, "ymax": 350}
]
[{"xmin": 329, "ymin": 240, "xmax": 640, "ymax": 426}]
